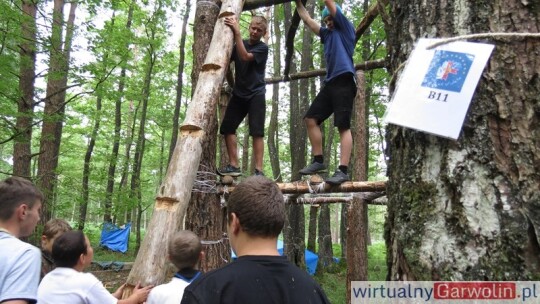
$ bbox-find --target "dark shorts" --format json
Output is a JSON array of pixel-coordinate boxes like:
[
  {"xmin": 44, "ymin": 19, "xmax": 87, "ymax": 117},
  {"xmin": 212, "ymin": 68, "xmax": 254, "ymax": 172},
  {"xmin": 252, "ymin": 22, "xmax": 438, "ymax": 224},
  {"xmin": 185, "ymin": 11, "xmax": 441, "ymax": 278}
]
[
  {"xmin": 304, "ymin": 73, "xmax": 357, "ymax": 130},
  {"xmin": 220, "ymin": 93, "xmax": 266, "ymax": 137}
]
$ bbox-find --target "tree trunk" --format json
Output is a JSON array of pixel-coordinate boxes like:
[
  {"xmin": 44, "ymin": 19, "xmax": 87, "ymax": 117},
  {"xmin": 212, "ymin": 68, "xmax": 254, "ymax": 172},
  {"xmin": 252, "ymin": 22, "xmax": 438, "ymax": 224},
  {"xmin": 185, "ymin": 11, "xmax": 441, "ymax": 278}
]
[
  {"xmin": 169, "ymin": 0, "xmax": 192, "ymax": 164},
  {"xmin": 124, "ymin": 0, "xmax": 241, "ymax": 291},
  {"xmin": 283, "ymin": 0, "xmax": 306, "ymax": 269},
  {"xmin": 346, "ymin": 195, "xmax": 368, "ymax": 304},
  {"xmin": 218, "ymin": 87, "xmax": 231, "ymax": 167},
  {"xmin": 317, "ymin": 204, "xmax": 333, "ymax": 272},
  {"xmin": 347, "ymin": 71, "xmax": 369, "ymax": 299},
  {"xmin": 104, "ymin": 3, "xmax": 135, "ymax": 224},
  {"xmin": 13, "ymin": 0, "xmax": 37, "ymax": 178},
  {"xmin": 385, "ymin": 0, "xmax": 540, "ymax": 281},
  {"xmin": 118, "ymin": 99, "xmax": 137, "ymax": 225},
  {"xmin": 37, "ymin": 0, "xmax": 76, "ymax": 223},
  {"xmin": 79, "ymin": 94, "xmax": 102, "ymax": 230},
  {"xmin": 307, "ymin": 206, "xmax": 318, "ymax": 252},
  {"xmin": 131, "ymin": 0, "xmax": 165, "ymax": 250},
  {"xmin": 185, "ymin": 0, "xmax": 230, "ymax": 274},
  {"xmin": 267, "ymin": 5, "xmax": 283, "ymax": 181}
]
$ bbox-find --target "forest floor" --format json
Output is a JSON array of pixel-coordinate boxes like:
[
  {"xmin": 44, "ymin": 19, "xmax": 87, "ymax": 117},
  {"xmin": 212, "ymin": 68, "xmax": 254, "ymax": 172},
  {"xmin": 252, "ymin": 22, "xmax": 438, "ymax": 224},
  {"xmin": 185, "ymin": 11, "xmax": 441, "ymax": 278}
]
[
  {"xmin": 93, "ymin": 269, "xmax": 130, "ymax": 291},
  {"xmin": 89, "ymin": 262, "xmax": 133, "ymax": 292}
]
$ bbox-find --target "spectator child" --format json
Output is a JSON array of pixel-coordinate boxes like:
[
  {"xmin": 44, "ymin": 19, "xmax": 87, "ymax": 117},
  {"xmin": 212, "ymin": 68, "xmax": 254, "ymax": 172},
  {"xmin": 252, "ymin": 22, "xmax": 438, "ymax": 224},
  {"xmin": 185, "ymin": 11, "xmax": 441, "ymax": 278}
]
[{"xmin": 147, "ymin": 230, "xmax": 203, "ymax": 304}]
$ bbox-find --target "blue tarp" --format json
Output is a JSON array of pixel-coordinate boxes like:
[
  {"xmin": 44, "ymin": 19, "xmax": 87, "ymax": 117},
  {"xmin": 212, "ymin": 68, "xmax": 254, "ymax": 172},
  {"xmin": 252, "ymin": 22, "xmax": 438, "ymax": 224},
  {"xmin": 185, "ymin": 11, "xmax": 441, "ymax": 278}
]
[
  {"xmin": 232, "ymin": 239, "xmax": 319, "ymax": 275},
  {"xmin": 277, "ymin": 240, "xmax": 319, "ymax": 275},
  {"xmin": 100, "ymin": 222, "xmax": 131, "ymax": 253}
]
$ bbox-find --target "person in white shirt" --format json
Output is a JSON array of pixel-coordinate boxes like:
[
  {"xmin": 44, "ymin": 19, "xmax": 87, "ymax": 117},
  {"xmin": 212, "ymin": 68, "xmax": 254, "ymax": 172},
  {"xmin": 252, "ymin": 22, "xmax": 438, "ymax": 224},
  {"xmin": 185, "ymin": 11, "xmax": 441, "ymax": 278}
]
[
  {"xmin": 38, "ymin": 230, "xmax": 152, "ymax": 304},
  {"xmin": 147, "ymin": 230, "xmax": 203, "ymax": 304},
  {"xmin": 0, "ymin": 177, "xmax": 43, "ymax": 304}
]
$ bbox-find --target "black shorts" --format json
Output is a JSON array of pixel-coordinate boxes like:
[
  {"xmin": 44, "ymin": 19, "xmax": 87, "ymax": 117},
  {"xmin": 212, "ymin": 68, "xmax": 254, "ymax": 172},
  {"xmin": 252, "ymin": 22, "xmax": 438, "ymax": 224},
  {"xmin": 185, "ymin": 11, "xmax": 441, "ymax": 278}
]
[
  {"xmin": 304, "ymin": 73, "xmax": 357, "ymax": 130},
  {"xmin": 220, "ymin": 94, "xmax": 266, "ymax": 137}
]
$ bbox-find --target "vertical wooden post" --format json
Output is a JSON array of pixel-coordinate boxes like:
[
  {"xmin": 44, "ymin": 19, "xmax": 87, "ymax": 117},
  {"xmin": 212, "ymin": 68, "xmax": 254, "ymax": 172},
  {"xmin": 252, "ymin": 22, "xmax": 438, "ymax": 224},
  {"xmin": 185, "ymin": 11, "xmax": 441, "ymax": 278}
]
[
  {"xmin": 347, "ymin": 196, "xmax": 368, "ymax": 303},
  {"xmin": 347, "ymin": 70, "xmax": 368, "ymax": 302},
  {"xmin": 122, "ymin": 0, "xmax": 244, "ymax": 296}
]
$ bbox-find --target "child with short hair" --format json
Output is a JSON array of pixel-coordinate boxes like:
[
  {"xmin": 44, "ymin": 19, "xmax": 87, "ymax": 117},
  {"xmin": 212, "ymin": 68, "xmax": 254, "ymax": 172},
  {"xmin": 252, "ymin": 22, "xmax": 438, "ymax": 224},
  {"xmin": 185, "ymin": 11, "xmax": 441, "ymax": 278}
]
[
  {"xmin": 0, "ymin": 176, "xmax": 43, "ymax": 304},
  {"xmin": 37, "ymin": 230, "xmax": 152, "ymax": 304},
  {"xmin": 146, "ymin": 230, "xmax": 203, "ymax": 304},
  {"xmin": 41, "ymin": 218, "xmax": 72, "ymax": 279}
]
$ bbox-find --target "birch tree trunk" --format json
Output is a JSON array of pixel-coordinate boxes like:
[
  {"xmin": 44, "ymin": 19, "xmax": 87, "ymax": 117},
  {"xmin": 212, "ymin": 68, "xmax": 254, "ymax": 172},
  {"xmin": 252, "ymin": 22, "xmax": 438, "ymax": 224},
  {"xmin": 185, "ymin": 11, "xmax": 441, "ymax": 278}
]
[
  {"xmin": 385, "ymin": 1, "xmax": 540, "ymax": 280},
  {"xmin": 125, "ymin": 0, "xmax": 242, "ymax": 289}
]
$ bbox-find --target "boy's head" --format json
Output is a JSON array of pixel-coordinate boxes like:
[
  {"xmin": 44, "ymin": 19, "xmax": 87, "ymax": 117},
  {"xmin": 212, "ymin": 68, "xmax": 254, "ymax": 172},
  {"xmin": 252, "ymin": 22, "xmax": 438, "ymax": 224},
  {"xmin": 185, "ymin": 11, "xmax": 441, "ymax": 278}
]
[
  {"xmin": 322, "ymin": 4, "xmax": 342, "ymax": 29},
  {"xmin": 321, "ymin": 3, "xmax": 342, "ymax": 20},
  {"xmin": 0, "ymin": 177, "xmax": 43, "ymax": 237},
  {"xmin": 42, "ymin": 218, "xmax": 72, "ymax": 254},
  {"xmin": 227, "ymin": 176, "xmax": 285, "ymax": 238},
  {"xmin": 168, "ymin": 230, "xmax": 202, "ymax": 271},
  {"xmin": 248, "ymin": 16, "xmax": 267, "ymax": 44},
  {"xmin": 52, "ymin": 230, "xmax": 94, "ymax": 269}
]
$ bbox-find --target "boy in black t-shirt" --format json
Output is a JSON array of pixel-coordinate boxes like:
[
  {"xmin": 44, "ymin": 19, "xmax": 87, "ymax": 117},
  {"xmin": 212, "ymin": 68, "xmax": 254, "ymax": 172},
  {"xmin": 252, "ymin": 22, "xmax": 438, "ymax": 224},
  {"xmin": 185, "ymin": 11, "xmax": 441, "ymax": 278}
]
[
  {"xmin": 181, "ymin": 176, "xmax": 330, "ymax": 304},
  {"xmin": 217, "ymin": 15, "xmax": 269, "ymax": 177}
]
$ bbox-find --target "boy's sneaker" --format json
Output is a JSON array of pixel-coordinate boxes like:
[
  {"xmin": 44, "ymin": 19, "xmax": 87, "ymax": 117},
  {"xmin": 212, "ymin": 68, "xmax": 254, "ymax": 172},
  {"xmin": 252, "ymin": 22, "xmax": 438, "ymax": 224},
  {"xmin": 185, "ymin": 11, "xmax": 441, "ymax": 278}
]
[
  {"xmin": 253, "ymin": 169, "xmax": 265, "ymax": 176},
  {"xmin": 299, "ymin": 162, "xmax": 327, "ymax": 175},
  {"xmin": 217, "ymin": 164, "xmax": 242, "ymax": 177},
  {"xmin": 325, "ymin": 170, "xmax": 350, "ymax": 185}
]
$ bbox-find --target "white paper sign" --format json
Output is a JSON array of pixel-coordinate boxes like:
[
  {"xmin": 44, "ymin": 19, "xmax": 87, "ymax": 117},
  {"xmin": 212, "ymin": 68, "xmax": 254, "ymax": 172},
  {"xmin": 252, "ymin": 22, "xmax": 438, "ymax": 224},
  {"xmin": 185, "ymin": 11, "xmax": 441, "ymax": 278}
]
[{"xmin": 384, "ymin": 38, "xmax": 494, "ymax": 139}]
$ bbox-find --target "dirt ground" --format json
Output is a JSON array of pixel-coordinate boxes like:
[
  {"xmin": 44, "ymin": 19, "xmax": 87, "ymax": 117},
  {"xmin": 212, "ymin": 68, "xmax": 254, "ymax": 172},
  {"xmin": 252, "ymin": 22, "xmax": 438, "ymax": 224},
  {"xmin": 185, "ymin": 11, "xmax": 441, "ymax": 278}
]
[{"xmin": 90, "ymin": 263, "xmax": 133, "ymax": 292}]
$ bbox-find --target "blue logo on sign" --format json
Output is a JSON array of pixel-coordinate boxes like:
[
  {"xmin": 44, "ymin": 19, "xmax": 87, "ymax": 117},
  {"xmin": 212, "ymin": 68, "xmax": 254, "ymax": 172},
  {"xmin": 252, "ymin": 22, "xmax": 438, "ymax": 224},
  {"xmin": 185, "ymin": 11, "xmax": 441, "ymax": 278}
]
[{"xmin": 421, "ymin": 50, "xmax": 474, "ymax": 93}]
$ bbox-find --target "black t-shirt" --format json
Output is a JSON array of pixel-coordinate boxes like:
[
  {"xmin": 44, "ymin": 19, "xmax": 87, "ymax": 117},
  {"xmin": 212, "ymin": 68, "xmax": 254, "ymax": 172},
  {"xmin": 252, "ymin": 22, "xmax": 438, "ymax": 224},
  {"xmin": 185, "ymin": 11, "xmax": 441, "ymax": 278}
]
[
  {"xmin": 181, "ymin": 255, "xmax": 330, "ymax": 304},
  {"xmin": 232, "ymin": 40, "xmax": 268, "ymax": 99}
]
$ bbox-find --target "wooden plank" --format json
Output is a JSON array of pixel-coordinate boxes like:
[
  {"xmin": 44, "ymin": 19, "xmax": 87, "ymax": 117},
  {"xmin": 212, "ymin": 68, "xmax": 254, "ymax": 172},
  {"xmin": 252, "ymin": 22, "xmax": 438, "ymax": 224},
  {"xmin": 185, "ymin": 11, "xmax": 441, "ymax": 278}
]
[{"xmin": 218, "ymin": 180, "xmax": 386, "ymax": 194}]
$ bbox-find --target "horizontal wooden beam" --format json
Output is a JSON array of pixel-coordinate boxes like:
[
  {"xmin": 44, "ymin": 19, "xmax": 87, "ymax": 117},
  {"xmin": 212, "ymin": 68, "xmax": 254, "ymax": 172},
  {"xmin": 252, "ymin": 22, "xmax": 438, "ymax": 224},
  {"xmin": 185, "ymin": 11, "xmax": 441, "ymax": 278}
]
[
  {"xmin": 355, "ymin": 0, "xmax": 389, "ymax": 42},
  {"xmin": 243, "ymin": 0, "xmax": 292, "ymax": 11},
  {"xmin": 288, "ymin": 191, "xmax": 386, "ymax": 205},
  {"xmin": 265, "ymin": 59, "xmax": 387, "ymax": 84},
  {"xmin": 218, "ymin": 180, "xmax": 386, "ymax": 195}
]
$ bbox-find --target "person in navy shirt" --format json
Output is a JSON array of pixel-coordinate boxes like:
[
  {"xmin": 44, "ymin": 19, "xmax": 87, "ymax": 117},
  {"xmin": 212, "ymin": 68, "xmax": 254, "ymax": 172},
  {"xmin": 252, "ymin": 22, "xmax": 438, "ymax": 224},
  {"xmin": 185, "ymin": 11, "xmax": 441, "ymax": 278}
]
[{"xmin": 296, "ymin": 0, "xmax": 357, "ymax": 185}]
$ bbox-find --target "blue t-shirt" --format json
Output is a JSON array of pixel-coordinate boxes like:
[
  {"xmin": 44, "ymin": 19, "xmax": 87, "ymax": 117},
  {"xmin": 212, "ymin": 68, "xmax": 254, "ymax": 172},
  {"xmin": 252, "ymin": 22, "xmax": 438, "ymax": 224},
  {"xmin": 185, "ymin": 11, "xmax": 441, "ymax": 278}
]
[
  {"xmin": 319, "ymin": 9, "xmax": 356, "ymax": 82},
  {"xmin": 232, "ymin": 40, "xmax": 268, "ymax": 98}
]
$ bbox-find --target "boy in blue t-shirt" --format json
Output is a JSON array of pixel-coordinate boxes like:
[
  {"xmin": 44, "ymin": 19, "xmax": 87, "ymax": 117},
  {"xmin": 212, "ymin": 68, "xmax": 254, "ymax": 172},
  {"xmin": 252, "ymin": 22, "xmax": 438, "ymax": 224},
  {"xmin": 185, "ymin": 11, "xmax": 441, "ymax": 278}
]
[{"xmin": 296, "ymin": 0, "xmax": 357, "ymax": 185}]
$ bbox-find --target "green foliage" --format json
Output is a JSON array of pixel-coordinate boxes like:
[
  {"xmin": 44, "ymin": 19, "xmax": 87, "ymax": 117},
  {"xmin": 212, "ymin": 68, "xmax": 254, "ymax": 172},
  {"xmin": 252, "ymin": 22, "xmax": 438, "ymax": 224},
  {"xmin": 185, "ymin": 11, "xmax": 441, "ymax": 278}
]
[
  {"xmin": 316, "ymin": 268, "xmax": 347, "ymax": 303},
  {"xmin": 316, "ymin": 241, "xmax": 388, "ymax": 303}
]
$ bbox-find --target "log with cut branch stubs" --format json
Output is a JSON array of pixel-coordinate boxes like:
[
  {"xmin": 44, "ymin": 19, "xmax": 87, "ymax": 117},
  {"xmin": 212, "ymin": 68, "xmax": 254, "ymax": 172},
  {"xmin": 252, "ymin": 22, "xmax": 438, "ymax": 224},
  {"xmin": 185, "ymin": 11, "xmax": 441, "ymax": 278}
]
[
  {"xmin": 121, "ymin": 0, "xmax": 244, "ymax": 299},
  {"xmin": 218, "ymin": 180, "xmax": 386, "ymax": 194}
]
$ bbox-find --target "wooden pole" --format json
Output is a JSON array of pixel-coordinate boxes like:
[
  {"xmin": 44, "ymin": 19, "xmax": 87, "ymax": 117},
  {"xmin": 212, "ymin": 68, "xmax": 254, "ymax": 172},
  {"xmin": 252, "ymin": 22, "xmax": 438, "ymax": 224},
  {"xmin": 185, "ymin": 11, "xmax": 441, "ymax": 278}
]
[
  {"xmin": 347, "ymin": 70, "xmax": 369, "ymax": 302},
  {"xmin": 217, "ymin": 180, "xmax": 386, "ymax": 195},
  {"xmin": 265, "ymin": 59, "xmax": 386, "ymax": 84},
  {"xmin": 123, "ymin": 0, "xmax": 244, "ymax": 293},
  {"xmin": 346, "ymin": 195, "xmax": 368, "ymax": 304},
  {"xmin": 355, "ymin": 0, "xmax": 389, "ymax": 42},
  {"xmin": 288, "ymin": 192, "xmax": 386, "ymax": 205}
]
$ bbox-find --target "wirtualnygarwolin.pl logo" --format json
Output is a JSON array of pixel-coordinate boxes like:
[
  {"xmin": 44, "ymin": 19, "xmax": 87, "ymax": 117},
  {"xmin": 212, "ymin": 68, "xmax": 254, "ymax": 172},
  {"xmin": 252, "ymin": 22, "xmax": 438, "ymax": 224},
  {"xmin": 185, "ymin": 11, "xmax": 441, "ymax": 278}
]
[{"xmin": 351, "ymin": 281, "xmax": 539, "ymax": 303}]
